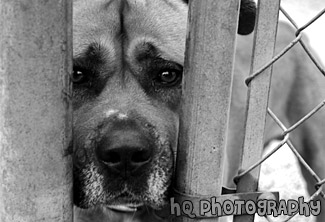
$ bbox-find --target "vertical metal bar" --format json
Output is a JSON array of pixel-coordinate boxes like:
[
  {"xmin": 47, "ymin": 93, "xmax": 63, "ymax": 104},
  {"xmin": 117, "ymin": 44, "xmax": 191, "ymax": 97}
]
[
  {"xmin": 174, "ymin": 0, "xmax": 240, "ymax": 221},
  {"xmin": 0, "ymin": 1, "xmax": 73, "ymax": 221},
  {"xmin": 233, "ymin": 0, "xmax": 280, "ymax": 221}
]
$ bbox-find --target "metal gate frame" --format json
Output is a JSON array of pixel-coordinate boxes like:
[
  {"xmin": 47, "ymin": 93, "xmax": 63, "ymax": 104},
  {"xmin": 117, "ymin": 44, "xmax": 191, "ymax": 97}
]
[{"xmin": 0, "ymin": 1, "xmax": 73, "ymax": 221}]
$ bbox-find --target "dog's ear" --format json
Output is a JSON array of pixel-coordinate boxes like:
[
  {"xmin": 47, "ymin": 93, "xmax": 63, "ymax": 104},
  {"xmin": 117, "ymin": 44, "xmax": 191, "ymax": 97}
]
[
  {"xmin": 238, "ymin": 0, "xmax": 256, "ymax": 35},
  {"xmin": 182, "ymin": 0, "xmax": 256, "ymax": 35}
]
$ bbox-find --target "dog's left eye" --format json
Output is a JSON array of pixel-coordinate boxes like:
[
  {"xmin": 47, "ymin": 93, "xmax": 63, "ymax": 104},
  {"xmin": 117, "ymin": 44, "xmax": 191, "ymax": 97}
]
[
  {"xmin": 71, "ymin": 67, "xmax": 88, "ymax": 84},
  {"xmin": 155, "ymin": 69, "xmax": 182, "ymax": 86}
]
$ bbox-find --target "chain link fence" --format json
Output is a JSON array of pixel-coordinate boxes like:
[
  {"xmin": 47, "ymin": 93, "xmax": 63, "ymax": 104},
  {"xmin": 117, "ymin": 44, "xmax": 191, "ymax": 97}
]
[{"xmin": 234, "ymin": 1, "xmax": 325, "ymax": 221}]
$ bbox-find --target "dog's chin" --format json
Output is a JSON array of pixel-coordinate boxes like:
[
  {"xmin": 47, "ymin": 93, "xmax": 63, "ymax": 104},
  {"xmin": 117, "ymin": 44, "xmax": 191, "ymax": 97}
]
[
  {"xmin": 105, "ymin": 202, "xmax": 170, "ymax": 221},
  {"xmin": 101, "ymin": 191, "xmax": 166, "ymax": 213},
  {"xmin": 107, "ymin": 202, "xmax": 145, "ymax": 213},
  {"xmin": 74, "ymin": 203, "xmax": 167, "ymax": 222},
  {"xmin": 105, "ymin": 198, "xmax": 165, "ymax": 213}
]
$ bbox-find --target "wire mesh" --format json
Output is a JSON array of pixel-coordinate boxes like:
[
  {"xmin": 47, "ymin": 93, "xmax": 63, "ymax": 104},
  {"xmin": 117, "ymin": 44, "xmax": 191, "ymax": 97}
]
[{"xmin": 234, "ymin": 1, "xmax": 325, "ymax": 221}]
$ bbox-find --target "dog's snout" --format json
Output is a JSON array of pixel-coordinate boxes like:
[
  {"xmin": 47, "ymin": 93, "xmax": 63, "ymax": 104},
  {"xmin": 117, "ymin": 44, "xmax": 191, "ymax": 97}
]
[{"xmin": 96, "ymin": 129, "xmax": 153, "ymax": 175}]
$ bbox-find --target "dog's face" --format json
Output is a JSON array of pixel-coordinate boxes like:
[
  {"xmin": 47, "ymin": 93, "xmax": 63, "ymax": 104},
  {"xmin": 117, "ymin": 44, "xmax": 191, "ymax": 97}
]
[{"xmin": 72, "ymin": 0, "xmax": 255, "ymax": 214}]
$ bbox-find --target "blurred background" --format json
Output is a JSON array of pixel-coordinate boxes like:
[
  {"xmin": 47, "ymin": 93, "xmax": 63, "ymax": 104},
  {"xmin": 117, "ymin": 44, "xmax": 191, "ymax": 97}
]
[{"xmin": 280, "ymin": 0, "xmax": 325, "ymax": 63}]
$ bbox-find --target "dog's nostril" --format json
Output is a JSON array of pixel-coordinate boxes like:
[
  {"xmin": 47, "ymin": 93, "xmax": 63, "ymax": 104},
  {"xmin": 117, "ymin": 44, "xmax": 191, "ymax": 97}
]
[
  {"xmin": 96, "ymin": 128, "xmax": 154, "ymax": 174},
  {"xmin": 97, "ymin": 146, "xmax": 152, "ymax": 174},
  {"xmin": 131, "ymin": 149, "xmax": 151, "ymax": 163},
  {"xmin": 104, "ymin": 151, "xmax": 121, "ymax": 164}
]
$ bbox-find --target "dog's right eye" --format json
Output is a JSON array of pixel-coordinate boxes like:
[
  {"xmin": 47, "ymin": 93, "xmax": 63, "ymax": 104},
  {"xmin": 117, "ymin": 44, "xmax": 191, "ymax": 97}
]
[
  {"xmin": 154, "ymin": 69, "xmax": 182, "ymax": 86},
  {"xmin": 71, "ymin": 67, "xmax": 88, "ymax": 84},
  {"xmin": 152, "ymin": 62, "xmax": 183, "ymax": 87}
]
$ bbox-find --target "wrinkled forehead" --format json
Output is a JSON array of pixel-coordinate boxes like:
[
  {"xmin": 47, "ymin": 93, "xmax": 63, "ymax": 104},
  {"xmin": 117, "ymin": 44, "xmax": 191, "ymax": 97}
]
[{"xmin": 73, "ymin": 0, "xmax": 188, "ymax": 64}]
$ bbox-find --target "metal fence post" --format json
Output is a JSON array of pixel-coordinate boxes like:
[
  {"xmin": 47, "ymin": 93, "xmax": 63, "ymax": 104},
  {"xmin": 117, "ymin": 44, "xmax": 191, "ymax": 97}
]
[
  {"xmin": 0, "ymin": 1, "xmax": 73, "ymax": 221},
  {"xmin": 233, "ymin": 0, "xmax": 280, "ymax": 221},
  {"xmin": 174, "ymin": 0, "xmax": 240, "ymax": 221}
]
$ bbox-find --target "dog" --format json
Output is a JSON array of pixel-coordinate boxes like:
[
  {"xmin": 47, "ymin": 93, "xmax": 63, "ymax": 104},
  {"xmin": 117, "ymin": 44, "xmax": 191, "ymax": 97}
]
[{"xmin": 72, "ymin": 0, "xmax": 325, "ymax": 221}]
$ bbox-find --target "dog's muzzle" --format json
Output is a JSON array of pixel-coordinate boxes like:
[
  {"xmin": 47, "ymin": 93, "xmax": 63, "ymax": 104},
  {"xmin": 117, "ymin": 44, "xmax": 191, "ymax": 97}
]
[
  {"xmin": 96, "ymin": 129, "xmax": 153, "ymax": 177},
  {"xmin": 95, "ymin": 116, "xmax": 155, "ymax": 177},
  {"xmin": 73, "ymin": 111, "xmax": 173, "ymax": 210}
]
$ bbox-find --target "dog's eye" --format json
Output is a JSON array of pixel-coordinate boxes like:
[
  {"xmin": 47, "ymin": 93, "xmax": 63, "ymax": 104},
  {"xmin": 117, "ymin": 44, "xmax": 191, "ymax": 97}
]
[
  {"xmin": 71, "ymin": 67, "xmax": 88, "ymax": 84},
  {"xmin": 155, "ymin": 69, "xmax": 182, "ymax": 86}
]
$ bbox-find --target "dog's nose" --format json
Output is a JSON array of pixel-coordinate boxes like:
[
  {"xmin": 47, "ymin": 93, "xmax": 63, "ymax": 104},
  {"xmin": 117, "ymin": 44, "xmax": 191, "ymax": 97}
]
[{"xmin": 96, "ymin": 129, "xmax": 153, "ymax": 175}]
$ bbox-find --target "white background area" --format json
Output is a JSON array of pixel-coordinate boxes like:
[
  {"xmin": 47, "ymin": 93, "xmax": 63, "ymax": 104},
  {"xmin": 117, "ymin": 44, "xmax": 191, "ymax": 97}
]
[{"xmin": 279, "ymin": 0, "xmax": 325, "ymax": 64}]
